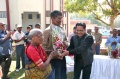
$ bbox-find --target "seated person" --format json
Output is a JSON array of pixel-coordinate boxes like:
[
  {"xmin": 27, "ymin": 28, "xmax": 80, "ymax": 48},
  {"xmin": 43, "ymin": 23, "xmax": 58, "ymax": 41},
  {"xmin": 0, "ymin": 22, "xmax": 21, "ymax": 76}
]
[{"xmin": 25, "ymin": 29, "xmax": 59, "ymax": 79}]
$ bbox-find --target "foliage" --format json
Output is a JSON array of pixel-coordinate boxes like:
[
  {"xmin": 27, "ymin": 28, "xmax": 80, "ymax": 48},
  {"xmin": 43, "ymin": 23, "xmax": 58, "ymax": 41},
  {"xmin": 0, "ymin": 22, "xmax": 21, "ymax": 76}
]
[
  {"xmin": 8, "ymin": 61, "xmax": 25, "ymax": 79},
  {"xmin": 64, "ymin": 0, "xmax": 120, "ymax": 29}
]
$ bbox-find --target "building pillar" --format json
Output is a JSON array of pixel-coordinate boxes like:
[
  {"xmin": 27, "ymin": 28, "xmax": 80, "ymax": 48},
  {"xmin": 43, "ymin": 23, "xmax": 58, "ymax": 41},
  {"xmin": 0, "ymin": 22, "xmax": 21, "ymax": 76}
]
[{"xmin": 6, "ymin": 0, "xmax": 10, "ymax": 30}]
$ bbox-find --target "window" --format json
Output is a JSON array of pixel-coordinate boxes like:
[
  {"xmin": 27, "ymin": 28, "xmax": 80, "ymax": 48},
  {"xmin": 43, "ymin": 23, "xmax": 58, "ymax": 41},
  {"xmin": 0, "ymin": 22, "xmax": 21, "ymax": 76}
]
[
  {"xmin": 37, "ymin": 14, "xmax": 40, "ymax": 19},
  {"xmin": 28, "ymin": 14, "xmax": 32, "ymax": 19},
  {"xmin": 0, "ymin": 11, "xmax": 7, "ymax": 18},
  {"xmin": 46, "ymin": 11, "xmax": 50, "ymax": 17}
]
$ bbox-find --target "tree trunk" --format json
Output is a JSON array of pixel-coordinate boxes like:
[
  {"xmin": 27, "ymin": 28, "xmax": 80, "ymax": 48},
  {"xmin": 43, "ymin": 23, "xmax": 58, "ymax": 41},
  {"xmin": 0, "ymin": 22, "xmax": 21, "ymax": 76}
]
[
  {"xmin": 110, "ymin": 15, "xmax": 116, "ymax": 30},
  {"xmin": 110, "ymin": 23, "xmax": 114, "ymax": 30}
]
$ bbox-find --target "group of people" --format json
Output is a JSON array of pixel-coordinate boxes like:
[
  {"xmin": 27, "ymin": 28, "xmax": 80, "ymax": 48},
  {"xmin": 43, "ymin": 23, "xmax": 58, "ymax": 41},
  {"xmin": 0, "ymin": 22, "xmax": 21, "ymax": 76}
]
[
  {"xmin": 1, "ymin": 10, "xmax": 119, "ymax": 79},
  {"xmin": 0, "ymin": 21, "xmax": 41, "ymax": 79}
]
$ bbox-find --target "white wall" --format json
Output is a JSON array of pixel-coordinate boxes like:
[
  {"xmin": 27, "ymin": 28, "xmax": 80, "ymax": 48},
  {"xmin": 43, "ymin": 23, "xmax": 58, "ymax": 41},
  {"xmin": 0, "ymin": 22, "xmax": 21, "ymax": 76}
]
[
  {"xmin": 0, "ymin": 0, "xmax": 69, "ymax": 33},
  {"xmin": 0, "ymin": 0, "xmax": 6, "ymax": 11},
  {"xmin": 0, "ymin": 0, "xmax": 7, "ymax": 24},
  {"xmin": 22, "ymin": 12, "xmax": 40, "ymax": 32},
  {"xmin": 9, "ymin": 0, "xmax": 45, "ymax": 30}
]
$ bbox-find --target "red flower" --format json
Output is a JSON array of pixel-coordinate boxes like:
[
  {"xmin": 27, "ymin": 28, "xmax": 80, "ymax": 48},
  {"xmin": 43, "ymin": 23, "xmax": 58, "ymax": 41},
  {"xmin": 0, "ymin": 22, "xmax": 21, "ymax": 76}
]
[
  {"xmin": 111, "ymin": 49, "xmax": 119, "ymax": 58},
  {"xmin": 53, "ymin": 35, "xmax": 66, "ymax": 53}
]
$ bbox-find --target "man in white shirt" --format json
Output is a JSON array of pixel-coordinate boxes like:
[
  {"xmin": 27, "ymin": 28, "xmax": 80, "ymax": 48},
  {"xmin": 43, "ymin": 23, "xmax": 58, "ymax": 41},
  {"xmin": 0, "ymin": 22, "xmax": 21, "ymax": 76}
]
[{"xmin": 12, "ymin": 25, "xmax": 25, "ymax": 72}]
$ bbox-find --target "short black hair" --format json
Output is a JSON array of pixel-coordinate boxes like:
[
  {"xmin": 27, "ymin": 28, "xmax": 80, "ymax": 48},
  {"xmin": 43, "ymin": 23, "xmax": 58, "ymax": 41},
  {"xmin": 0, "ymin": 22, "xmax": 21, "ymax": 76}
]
[
  {"xmin": 73, "ymin": 26, "xmax": 76, "ymax": 29},
  {"xmin": 50, "ymin": 10, "xmax": 62, "ymax": 18},
  {"xmin": 27, "ymin": 26, "xmax": 31, "ymax": 29},
  {"xmin": 113, "ymin": 29, "xmax": 117, "ymax": 31},
  {"xmin": 75, "ymin": 23, "xmax": 86, "ymax": 29},
  {"xmin": 35, "ymin": 23, "xmax": 41, "ymax": 27}
]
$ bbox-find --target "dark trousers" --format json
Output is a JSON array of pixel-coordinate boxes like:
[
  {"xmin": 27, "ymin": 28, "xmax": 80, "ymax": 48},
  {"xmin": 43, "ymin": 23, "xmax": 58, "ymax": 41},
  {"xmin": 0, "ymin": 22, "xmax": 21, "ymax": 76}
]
[
  {"xmin": 51, "ymin": 57, "xmax": 67, "ymax": 79},
  {"xmin": 73, "ymin": 61, "xmax": 92, "ymax": 79},
  {"xmin": 47, "ymin": 66, "xmax": 55, "ymax": 79},
  {"xmin": 16, "ymin": 45, "xmax": 25, "ymax": 69},
  {"xmin": 1, "ymin": 56, "xmax": 12, "ymax": 79}
]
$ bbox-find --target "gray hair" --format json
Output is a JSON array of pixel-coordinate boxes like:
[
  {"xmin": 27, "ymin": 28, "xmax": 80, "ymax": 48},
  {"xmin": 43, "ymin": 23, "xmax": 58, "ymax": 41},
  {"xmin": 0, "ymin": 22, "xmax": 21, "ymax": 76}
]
[{"xmin": 28, "ymin": 28, "xmax": 43, "ymax": 40}]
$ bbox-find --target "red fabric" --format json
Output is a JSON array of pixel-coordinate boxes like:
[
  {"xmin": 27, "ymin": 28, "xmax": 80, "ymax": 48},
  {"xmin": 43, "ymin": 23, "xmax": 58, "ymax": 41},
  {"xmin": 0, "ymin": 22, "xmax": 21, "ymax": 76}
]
[
  {"xmin": 69, "ymin": 54, "xmax": 74, "ymax": 56},
  {"xmin": 26, "ymin": 45, "xmax": 47, "ymax": 65}
]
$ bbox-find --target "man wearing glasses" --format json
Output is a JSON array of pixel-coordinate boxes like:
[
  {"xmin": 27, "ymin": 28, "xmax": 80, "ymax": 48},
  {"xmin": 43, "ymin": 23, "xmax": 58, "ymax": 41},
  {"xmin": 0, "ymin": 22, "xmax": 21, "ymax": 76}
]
[{"xmin": 61, "ymin": 23, "xmax": 94, "ymax": 79}]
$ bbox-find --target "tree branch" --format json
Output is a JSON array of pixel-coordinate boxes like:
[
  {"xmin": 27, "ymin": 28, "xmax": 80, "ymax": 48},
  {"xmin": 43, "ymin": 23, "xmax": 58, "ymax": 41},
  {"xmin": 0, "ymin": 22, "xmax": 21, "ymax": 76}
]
[
  {"xmin": 106, "ymin": 0, "xmax": 112, "ymax": 9},
  {"xmin": 98, "ymin": 3, "xmax": 105, "ymax": 12},
  {"xmin": 92, "ymin": 12, "xmax": 110, "ymax": 26}
]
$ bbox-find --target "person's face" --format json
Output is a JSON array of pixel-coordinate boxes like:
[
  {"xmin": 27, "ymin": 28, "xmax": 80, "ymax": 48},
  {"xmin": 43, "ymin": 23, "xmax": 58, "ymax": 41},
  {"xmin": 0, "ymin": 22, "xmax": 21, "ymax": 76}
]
[
  {"xmin": 36, "ymin": 26, "xmax": 40, "ymax": 29},
  {"xmin": 112, "ymin": 30, "xmax": 117, "ymax": 36},
  {"xmin": 87, "ymin": 30, "xmax": 91, "ymax": 34},
  {"xmin": 51, "ymin": 15, "xmax": 63, "ymax": 26},
  {"xmin": 0, "ymin": 24, "xmax": 5, "ymax": 31},
  {"xmin": 32, "ymin": 33, "xmax": 43, "ymax": 45},
  {"xmin": 17, "ymin": 27, "xmax": 22, "ymax": 32},
  {"xmin": 27, "ymin": 28, "xmax": 31, "ymax": 32},
  {"xmin": 73, "ymin": 29, "xmax": 76, "ymax": 34},
  {"xmin": 94, "ymin": 27, "xmax": 99, "ymax": 32},
  {"xmin": 76, "ymin": 26, "xmax": 86, "ymax": 37},
  {"xmin": 118, "ymin": 30, "xmax": 120, "ymax": 35}
]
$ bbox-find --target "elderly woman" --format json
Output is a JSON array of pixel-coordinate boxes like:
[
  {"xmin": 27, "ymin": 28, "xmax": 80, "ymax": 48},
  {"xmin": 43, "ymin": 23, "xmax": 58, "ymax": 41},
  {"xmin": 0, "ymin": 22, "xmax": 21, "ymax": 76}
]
[{"xmin": 25, "ymin": 29, "xmax": 58, "ymax": 79}]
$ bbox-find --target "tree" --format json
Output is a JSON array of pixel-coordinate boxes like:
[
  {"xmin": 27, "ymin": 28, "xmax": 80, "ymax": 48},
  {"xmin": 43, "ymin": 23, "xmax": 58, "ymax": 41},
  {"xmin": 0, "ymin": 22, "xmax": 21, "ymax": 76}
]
[{"xmin": 64, "ymin": 0, "xmax": 120, "ymax": 29}]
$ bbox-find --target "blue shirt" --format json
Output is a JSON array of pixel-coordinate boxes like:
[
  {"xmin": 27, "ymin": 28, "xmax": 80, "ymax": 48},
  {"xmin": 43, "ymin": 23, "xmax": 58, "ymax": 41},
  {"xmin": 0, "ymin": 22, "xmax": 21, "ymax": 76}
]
[
  {"xmin": 105, "ymin": 36, "xmax": 120, "ymax": 50},
  {"xmin": 0, "ymin": 30, "xmax": 12, "ymax": 55}
]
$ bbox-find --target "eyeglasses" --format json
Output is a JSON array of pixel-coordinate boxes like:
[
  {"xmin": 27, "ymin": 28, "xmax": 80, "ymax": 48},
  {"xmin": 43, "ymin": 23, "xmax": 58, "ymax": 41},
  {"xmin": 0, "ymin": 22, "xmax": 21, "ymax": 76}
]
[{"xmin": 76, "ymin": 30, "xmax": 84, "ymax": 32}]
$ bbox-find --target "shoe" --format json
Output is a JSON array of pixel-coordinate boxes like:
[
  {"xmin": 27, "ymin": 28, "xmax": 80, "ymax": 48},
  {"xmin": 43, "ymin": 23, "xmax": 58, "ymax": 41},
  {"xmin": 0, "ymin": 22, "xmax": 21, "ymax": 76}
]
[{"xmin": 16, "ymin": 69, "xmax": 19, "ymax": 72}]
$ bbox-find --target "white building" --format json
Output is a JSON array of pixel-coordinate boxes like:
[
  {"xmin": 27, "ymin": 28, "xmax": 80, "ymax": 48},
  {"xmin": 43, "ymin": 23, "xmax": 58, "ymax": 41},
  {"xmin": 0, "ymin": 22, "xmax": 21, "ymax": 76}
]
[{"xmin": 0, "ymin": 0, "xmax": 70, "ymax": 35}]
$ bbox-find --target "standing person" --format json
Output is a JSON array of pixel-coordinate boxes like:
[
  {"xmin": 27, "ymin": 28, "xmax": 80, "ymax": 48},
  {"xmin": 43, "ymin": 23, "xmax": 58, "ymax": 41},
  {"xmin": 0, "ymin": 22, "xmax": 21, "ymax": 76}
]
[
  {"xmin": 68, "ymin": 26, "xmax": 76, "ymax": 42},
  {"xmin": 25, "ymin": 29, "xmax": 59, "ymax": 79},
  {"xmin": 25, "ymin": 26, "xmax": 31, "ymax": 45},
  {"xmin": 0, "ymin": 22, "xmax": 12, "ymax": 79},
  {"xmin": 118, "ymin": 30, "xmax": 120, "ymax": 36},
  {"xmin": 93, "ymin": 26, "xmax": 102, "ymax": 55},
  {"xmin": 106, "ymin": 29, "xmax": 120, "ymax": 51},
  {"xmin": 87, "ymin": 29, "xmax": 92, "ymax": 35},
  {"xmin": 43, "ymin": 10, "xmax": 67, "ymax": 79},
  {"xmin": 12, "ymin": 25, "xmax": 25, "ymax": 72},
  {"xmin": 35, "ymin": 23, "xmax": 41, "ymax": 29},
  {"xmin": 61, "ymin": 23, "xmax": 94, "ymax": 79},
  {"xmin": 109, "ymin": 30, "xmax": 113, "ymax": 36}
]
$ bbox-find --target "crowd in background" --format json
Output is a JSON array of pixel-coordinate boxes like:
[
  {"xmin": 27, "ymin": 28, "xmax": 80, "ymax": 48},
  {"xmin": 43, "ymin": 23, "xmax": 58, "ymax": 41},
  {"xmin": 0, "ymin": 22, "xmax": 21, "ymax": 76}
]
[{"xmin": 0, "ymin": 10, "xmax": 120, "ymax": 79}]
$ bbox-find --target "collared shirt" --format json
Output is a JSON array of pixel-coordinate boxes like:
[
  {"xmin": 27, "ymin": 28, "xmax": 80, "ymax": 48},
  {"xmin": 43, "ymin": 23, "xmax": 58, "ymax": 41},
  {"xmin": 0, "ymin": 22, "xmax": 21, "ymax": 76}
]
[
  {"xmin": 0, "ymin": 30, "xmax": 12, "ymax": 55},
  {"xmin": 12, "ymin": 31, "xmax": 25, "ymax": 45},
  {"xmin": 105, "ymin": 36, "xmax": 120, "ymax": 50},
  {"xmin": 51, "ymin": 24, "xmax": 66, "ymax": 42},
  {"xmin": 93, "ymin": 32, "xmax": 102, "ymax": 45}
]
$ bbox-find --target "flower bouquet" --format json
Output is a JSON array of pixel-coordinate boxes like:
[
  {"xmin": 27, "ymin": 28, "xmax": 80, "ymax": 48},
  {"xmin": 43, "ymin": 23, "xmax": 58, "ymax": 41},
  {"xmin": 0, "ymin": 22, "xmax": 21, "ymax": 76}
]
[
  {"xmin": 108, "ymin": 43, "xmax": 120, "ymax": 58},
  {"xmin": 53, "ymin": 35, "xmax": 66, "ymax": 54},
  {"xmin": 111, "ymin": 49, "xmax": 119, "ymax": 58}
]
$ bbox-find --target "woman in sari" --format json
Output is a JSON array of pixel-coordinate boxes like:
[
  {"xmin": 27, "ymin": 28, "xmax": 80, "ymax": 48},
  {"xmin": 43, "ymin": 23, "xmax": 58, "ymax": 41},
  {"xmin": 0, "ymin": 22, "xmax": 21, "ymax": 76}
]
[{"xmin": 25, "ymin": 29, "xmax": 59, "ymax": 79}]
